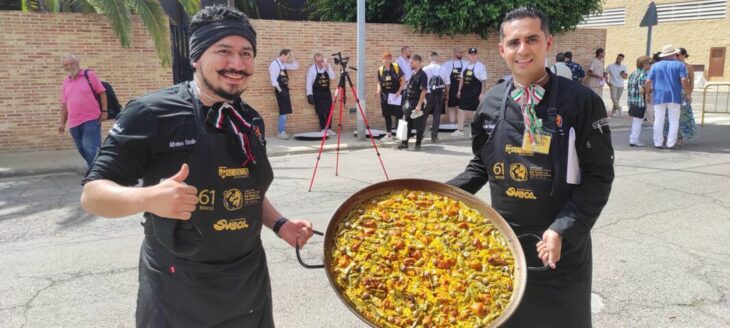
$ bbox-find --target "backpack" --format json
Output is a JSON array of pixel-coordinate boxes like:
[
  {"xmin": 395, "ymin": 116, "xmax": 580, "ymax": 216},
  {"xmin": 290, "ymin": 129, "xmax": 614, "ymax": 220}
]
[
  {"xmin": 378, "ymin": 63, "xmax": 400, "ymax": 80},
  {"xmin": 428, "ymin": 74, "xmax": 445, "ymax": 94},
  {"xmin": 83, "ymin": 69, "xmax": 122, "ymax": 120}
]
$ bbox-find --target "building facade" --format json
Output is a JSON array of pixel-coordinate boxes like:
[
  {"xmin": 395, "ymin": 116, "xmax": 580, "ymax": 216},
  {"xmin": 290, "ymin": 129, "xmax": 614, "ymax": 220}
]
[{"xmin": 580, "ymin": 0, "xmax": 729, "ymax": 81}]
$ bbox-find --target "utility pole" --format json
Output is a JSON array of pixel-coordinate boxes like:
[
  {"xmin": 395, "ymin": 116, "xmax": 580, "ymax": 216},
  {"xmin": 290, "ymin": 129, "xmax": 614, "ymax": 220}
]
[{"xmin": 355, "ymin": 0, "xmax": 366, "ymax": 140}]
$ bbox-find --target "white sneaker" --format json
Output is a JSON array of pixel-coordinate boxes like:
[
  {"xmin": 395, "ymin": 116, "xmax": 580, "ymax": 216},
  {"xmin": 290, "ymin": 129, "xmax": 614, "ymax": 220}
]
[
  {"xmin": 451, "ymin": 130, "xmax": 464, "ymax": 137},
  {"xmin": 277, "ymin": 132, "xmax": 290, "ymax": 140},
  {"xmin": 382, "ymin": 135, "xmax": 393, "ymax": 142}
]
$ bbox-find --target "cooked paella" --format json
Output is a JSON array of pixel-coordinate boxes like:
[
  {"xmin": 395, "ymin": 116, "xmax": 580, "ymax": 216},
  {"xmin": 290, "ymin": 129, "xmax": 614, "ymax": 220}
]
[{"xmin": 331, "ymin": 190, "xmax": 515, "ymax": 328}]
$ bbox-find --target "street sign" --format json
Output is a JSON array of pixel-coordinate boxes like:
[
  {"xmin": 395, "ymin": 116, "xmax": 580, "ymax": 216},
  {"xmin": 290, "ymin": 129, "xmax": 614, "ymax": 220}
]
[
  {"xmin": 640, "ymin": 2, "xmax": 658, "ymax": 27},
  {"xmin": 641, "ymin": 2, "xmax": 658, "ymax": 56}
]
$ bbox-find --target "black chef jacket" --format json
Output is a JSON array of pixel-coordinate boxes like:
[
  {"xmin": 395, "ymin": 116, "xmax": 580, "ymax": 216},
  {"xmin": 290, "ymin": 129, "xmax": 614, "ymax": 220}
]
[{"xmin": 448, "ymin": 73, "xmax": 614, "ymax": 327}]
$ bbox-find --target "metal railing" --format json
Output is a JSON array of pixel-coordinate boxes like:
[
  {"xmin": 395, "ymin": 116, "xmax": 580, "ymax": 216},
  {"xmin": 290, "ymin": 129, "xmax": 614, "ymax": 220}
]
[{"xmin": 701, "ymin": 82, "xmax": 730, "ymax": 126}]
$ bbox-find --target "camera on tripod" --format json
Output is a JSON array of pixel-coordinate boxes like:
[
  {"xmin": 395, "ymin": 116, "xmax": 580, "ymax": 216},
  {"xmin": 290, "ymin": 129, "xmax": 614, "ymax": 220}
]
[{"xmin": 331, "ymin": 52, "xmax": 349, "ymax": 69}]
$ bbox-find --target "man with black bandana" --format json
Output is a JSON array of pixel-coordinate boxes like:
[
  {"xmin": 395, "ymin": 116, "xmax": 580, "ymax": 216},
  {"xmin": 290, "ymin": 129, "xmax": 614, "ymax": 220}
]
[
  {"xmin": 80, "ymin": 6, "xmax": 314, "ymax": 327},
  {"xmin": 447, "ymin": 7, "xmax": 614, "ymax": 327}
]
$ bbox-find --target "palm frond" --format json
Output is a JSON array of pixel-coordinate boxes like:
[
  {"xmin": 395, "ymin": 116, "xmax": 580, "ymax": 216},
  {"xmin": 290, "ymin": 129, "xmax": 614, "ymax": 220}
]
[
  {"xmin": 86, "ymin": 0, "xmax": 132, "ymax": 47},
  {"xmin": 131, "ymin": 0, "xmax": 172, "ymax": 67},
  {"xmin": 177, "ymin": 0, "xmax": 200, "ymax": 16},
  {"xmin": 45, "ymin": 0, "xmax": 61, "ymax": 12}
]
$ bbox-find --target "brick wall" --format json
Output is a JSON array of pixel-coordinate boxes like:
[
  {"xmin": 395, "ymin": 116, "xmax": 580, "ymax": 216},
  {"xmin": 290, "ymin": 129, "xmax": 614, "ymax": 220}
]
[{"xmin": 0, "ymin": 12, "xmax": 605, "ymax": 152}]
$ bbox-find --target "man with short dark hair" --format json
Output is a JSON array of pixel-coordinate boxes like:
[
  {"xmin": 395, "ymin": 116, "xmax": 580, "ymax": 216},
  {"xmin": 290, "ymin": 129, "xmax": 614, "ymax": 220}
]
[
  {"xmin": 59, "ymin": 53, "xmax": 108, "ymax": 168},
  {"xmin": 606, "ymin": 53, "xmax": 628, "ymax": 117},
  {"xmin": 398, "ymin": 54, "xmax": 428, "ymax": 151},
  {"xmin": 454, "ymin": 47, "xmax": 487, "ymax": 137},
  {"xmin": 440, "ymin": 47, "xmax": 468, "ymax": 126},
  {"xmin": 449, "ymin": 6, "xmax": 614, "ymax": 327},
  {"xmin": 550, "ymin": 52, "xmax": 572, "ymax": 79},
  {"xmin": 423, "ymin": 51, "xmax": 445, "ymax": 143},
  {"xmin": 80, "ymin": 6, "xmax": 314, "ymax": 326},
  {"xmin": 396, "ymin": 46, "xmax": 413, "ymax": 82},
  {"xmin": 588, "ymin": 48, "xmax": 607, "ymax": 96},
  {"xmin": 564, "ymin": 51, "xmax": 585, "ymax": 83},
  {"xmin": 306, "ymin": 53, "xmax": 335, "ymax": 131},
  {"xmin": 269, "ymin": 48, "xmax": 299, "ymax": 139}
]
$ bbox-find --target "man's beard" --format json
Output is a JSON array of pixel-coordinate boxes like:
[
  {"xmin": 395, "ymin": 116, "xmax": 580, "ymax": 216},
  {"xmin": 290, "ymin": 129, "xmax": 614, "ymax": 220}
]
[{"xmin": 201, "ymin": 69, "xmax": 251, "ymax": 101}]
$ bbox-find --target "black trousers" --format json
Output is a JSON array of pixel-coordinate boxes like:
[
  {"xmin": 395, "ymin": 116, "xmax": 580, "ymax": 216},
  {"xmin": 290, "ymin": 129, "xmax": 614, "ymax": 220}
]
[
  {"xmin": 380, "ymin": 100, "xmax": 403, "ymax": 133},
  {"xmin": 403, "ymin": 101, "xmax": 426, "ymax": 146},
  {"xmin": 425, "ymin": 93, "xmax": 444, "ymax": 137}
]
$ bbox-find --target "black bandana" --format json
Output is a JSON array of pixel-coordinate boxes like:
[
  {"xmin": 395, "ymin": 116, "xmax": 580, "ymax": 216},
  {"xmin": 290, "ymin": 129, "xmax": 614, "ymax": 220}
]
[
  {"xmin": 189, "ymin": 19, "xmax": 257, "ymax": 64},
  {"xmin": 205, "ymin": 101, "xmax": 257, "ymax": 166}
]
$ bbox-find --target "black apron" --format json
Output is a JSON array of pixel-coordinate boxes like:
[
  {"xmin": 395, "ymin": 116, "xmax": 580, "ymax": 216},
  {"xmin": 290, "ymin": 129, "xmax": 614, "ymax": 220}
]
[
  {"xmin": 137, "ymin": 83, "xmax": 275, "ymax": 328},
  {"xmin": 481, "ymin": 78, "xmax": 593, "ymax": 328},
  {"xmin": 447, "ymin": 60, "xmax": 463, "ymax": 108},
  {"xmin": 459, "ymin": 64, "xmax": 482, "ymax": 111},
  {"xmin": 275, "ymin": 61, "xmax": 292, "ymax": 115},
  {"xmin": 378, "ymin": 64, "xmax": 402, "ymax": 117},
  {"xmin": 312, "ymin": 68, "xmax": 332, "ymax": 116}
]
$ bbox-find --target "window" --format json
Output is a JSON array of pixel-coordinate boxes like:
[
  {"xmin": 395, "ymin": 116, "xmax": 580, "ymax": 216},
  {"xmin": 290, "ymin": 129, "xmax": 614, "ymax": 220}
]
[
  {"xmin": 577, "ymin": 8, "xmax": 626, "ymax": 27},
  {"xmin": 657, "ymin": 0, "xmax": 727, "ymax": 22}
]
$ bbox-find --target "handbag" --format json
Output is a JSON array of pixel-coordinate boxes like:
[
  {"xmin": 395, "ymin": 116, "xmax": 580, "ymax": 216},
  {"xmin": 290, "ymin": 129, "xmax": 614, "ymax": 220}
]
[{"xmin": 395, "ymin": 118, "xmax": 409, "ymax": 140}]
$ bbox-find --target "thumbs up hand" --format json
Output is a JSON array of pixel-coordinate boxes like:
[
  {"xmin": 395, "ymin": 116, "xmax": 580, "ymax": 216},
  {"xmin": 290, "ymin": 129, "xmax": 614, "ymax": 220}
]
[{"xmin": 145, "ymin": 164, "xmax": 199, "ymax": 220}]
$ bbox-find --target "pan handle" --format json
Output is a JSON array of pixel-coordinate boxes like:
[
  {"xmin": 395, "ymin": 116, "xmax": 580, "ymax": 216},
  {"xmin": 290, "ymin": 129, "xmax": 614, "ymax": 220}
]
[
  {"xmin": 517, "ymin": 233, "xmax": 551, "ymax": 272},
  {"xmin": 295, "ymin": 230, "xmax": 325, "ymax": 269}
]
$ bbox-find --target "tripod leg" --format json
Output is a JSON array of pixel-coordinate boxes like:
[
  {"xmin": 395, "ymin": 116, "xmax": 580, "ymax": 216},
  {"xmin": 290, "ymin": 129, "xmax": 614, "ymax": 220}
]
[
  {"xmin": 344, "ymin": 74, "xmax": 390, "ymax": 180},
  {"xmin": 308, "ymin": 88, "xmax": 340, "ymax": 192},
  {"xmin": 336, "ymin": 85, "xmax": 345, "ymax": 176}
]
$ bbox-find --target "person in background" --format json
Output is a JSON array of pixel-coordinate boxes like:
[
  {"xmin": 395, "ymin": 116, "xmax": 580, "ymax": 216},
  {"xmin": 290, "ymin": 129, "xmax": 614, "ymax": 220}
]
[
  {"xmin": 564, "ymin": 51, "xmax": 585, "ymax": 83},
  {"xmin": 375, "ymin": 52, "xmax": 405, "ymax": 142},
  {"xmin": 627, "ymin": 55, "xmax": 651, "ymax": 147},
  {"xmin": 422, "ymin": 51, "xmax": 445, "ymax": 143},
  {"xmin": 454, "ymin": 47, "xmax": 487, "ymax": 137},
  {"xmin": 269, "ymin": 48, "xmax": 299, "ymax": 139},
  {"xmin": 396, "ymin": 46, "xmax": 413, "ymax": 82},
  {"xmin": 441, "ymin": 47, "xmax": 467, "ymax": 126},
  {"xmin": 587, "ymin": 48, "xmax": 606, "ymax": 96},
  {"xmin": 673, "ymin": 47, "xmax": 698, "ymax": 145},
  {"xmin": 305, "ymin": 53, "xmax": 335, "ymax": 132},
  {"xmin": 645, "ymin": 44, "xmax": 690, "ymax": 149},
  {"xmin": 550, "ymin": 52, "xmax": 573, "ymax": 79},
  {"xmin": 59, "ymin": 53, "xmax": 107, "ymax": 169},
  {"xmin": 397, "ymin": 54, "xmax": 428, "ymax": 151},
  {"xmin": 606, "ymin": 53, "xmax": 628, "ymax": 117}
]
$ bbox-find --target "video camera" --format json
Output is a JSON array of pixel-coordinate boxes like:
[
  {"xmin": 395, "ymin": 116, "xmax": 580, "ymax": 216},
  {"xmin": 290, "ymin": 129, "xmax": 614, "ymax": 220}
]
[{"xmin": 331, "ymin": 52, "xmax": 350, "ymax": 69}]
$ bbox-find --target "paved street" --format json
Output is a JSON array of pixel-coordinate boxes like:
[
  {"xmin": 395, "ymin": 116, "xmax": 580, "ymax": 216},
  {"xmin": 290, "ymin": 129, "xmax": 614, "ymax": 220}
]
[{"xmin": 1, "ymin": 115, "xmax": 729, "ymax": 328}]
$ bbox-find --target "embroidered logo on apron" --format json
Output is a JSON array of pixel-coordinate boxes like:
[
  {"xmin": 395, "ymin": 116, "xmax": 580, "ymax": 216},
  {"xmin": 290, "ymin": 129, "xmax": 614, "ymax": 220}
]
[
  {"xmin": 505, "ymin": 187, "xmax": 537, "ymax": 200},
  {"xmin": 218, "ymin": 166, "xmax": 249, "ymax": 179},
  {"xmin": 509, "ymin": 163, "xmax": 528, "ymax": 182},
  {"xmin": 493, "ymin": 162, "xmax": 505, "ymax": 179},
  {"xmin": 213, "ymin": 218, "xmax": 250, "ymax": 231},
  {"xmin": 223, "ymin": 189, "xmax": 244, "ymax": 211}
]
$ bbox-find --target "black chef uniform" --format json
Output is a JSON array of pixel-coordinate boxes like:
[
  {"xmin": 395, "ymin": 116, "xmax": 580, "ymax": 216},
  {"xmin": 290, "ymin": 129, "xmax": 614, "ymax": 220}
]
[
  {"xmin": 378, "ymin": 63, "xmax": 404, "ymax": 132},
  {"xmin": 448, "ymin": 70, "xmax": 614, "ymax": 328},
  {"xmin": 402, "ymin": 69, "xmax": 428, "ymax": 146},
  {"xmin": 275, "ymin": 60, "xmax": 293, "ymax": 115},
  {"xmin": 312, "ymin": 67, "xmax": 332, "ymax": 129},
  {"xmin": 84, "ymin": 82, "xmax": 276, "ymax": 327},
  {"xmin": 447, "ymin": 60, "xmax": 463, "ymax": 108},
  {"xmin": 459, "ymin": 63, "xmax": 482, "ymax": 111}
]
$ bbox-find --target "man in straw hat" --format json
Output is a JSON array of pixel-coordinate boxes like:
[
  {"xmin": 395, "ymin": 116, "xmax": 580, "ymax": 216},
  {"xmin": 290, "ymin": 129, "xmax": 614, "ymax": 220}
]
[
  {"xmin": 80, "ymin": 5, "xmax": 314, "ymax": 326},
  {"xmin": 644, "ymin": 44, "xmax": 690, "ymax": 149}
]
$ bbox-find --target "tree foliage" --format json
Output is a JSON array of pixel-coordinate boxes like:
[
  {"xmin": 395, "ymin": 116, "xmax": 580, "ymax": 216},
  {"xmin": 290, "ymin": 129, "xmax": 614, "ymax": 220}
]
[{"xmin": 307, "ymin": 0, "xmax": 603, "ymax": 38}]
